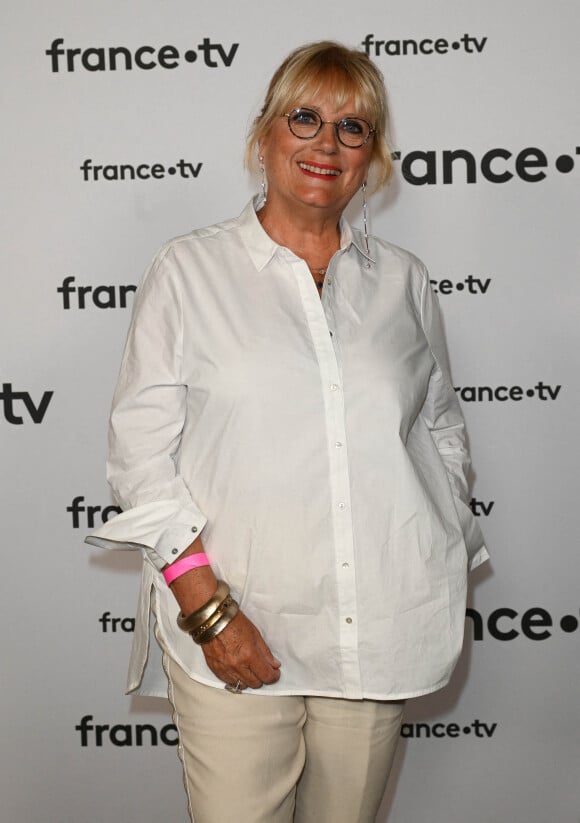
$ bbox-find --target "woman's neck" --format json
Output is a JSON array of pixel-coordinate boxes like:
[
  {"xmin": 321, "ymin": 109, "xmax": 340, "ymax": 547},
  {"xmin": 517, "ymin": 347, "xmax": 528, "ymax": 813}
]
[{"xmin": 257, "ymin": 201, "xmax": 341, "ymax": 268}]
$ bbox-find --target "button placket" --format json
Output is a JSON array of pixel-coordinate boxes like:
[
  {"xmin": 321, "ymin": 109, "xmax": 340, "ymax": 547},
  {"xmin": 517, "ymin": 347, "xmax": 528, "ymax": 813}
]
[
  {"xmin": 324, "ymin": 351, "xmax": 359, "ymax": 686},
  {"xmin": 296, "ymin": 252, "xmax": 361, "ymax": 693}
]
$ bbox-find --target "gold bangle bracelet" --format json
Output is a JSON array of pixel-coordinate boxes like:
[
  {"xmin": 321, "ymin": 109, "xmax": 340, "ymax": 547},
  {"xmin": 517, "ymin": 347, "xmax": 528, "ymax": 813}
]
[
  {"xmin": 191, "ymin": 595, "xmax": 234, "ymax": 642},
  {"xmin": 176, "ymin": 580, "xmax": 230, "ymax": 634},
  {"xmin": 195, "ymin": 599, "xmax": 240, "ymax": 645}
]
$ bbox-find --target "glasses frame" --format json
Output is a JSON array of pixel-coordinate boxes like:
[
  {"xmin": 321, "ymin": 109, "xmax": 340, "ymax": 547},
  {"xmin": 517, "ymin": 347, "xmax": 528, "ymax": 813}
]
[{"xmin": 283, "ymin": 107, "xmax": 376, "ymax": 149}]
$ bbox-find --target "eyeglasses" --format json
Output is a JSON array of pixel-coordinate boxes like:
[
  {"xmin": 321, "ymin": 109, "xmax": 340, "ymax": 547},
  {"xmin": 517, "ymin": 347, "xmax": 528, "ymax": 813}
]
[{"xmin": 283, "ymin": 108, "xmax": 375, "ymax": 148}]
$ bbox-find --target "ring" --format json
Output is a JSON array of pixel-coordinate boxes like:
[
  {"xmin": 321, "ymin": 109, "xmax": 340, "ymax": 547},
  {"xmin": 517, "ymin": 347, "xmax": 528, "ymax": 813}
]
[{"xmin": 224, "ymin": 679, "xmax": 243, "ymax": 694}]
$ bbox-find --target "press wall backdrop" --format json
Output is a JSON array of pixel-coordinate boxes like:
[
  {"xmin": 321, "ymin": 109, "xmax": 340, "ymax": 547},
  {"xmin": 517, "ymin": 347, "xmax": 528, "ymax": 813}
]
[{"xmin": 2, "ymin": 1, "xmax": 579, "ymax": 821}]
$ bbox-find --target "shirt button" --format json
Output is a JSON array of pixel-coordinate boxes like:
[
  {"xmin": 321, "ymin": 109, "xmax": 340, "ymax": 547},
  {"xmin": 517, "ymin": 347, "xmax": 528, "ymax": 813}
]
[
  {"xmin": 171, "ymin": 548, "xmax": 179, "ymax": 555},
  {"xmin": 191, "ymin": 526, "xmax": 198, "ymax": 533},
  {"xmin": 342, "ymin": 562, "xmax": 349, "ymax": 569},
  {"xmin": 334, "ymin": 441, "xmax": 343, "ymax": 448},
  {"xmin": 327, "ymin": 278, "xmax": 332, "ymax": 285},
  {"xmin": 338, "ymin": 502, "xmax": 346, "ymax": 510},
  {"xmin": 330, "ymin": 383, "xmax": 339, "ymax": 391},
  {"xmin": 364, "ymin": 262, "xmax": 371, "ymax": 269},
  {"xmin": 345, "ymin": 617, "xmax": 353, "ymax": 624}
]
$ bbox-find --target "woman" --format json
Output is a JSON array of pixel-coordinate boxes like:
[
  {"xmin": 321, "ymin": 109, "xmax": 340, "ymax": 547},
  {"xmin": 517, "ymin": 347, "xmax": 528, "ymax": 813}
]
[{"xmin": 87, "ymin": 41, "xmax": 488, "ymax": 823}]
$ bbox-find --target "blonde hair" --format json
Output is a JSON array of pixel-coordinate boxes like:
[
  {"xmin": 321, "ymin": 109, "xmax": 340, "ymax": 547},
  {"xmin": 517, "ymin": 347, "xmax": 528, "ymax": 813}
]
[{"xmin": 246, "ymin": 41, "xmax": 392, "ymax": 188}]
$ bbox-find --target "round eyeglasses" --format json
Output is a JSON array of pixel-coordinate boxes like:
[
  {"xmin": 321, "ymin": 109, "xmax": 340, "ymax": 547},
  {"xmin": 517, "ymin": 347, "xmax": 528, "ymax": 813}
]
[{"xmin": 283, "ymin": 108, "xmax": 375, "ymax": 148}]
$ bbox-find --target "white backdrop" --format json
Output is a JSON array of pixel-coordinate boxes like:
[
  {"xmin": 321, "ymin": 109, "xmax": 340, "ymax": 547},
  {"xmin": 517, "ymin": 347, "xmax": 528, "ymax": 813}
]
[{"xmin": 2, "ymin": 1, "xmax": 579, "ymax": 821}]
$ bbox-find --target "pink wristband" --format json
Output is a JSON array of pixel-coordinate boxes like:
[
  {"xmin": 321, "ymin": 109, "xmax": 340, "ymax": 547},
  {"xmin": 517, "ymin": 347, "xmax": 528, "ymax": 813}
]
[{"xmin": 163, "ymin": 552, "xmax": 210, "ymax": 585}]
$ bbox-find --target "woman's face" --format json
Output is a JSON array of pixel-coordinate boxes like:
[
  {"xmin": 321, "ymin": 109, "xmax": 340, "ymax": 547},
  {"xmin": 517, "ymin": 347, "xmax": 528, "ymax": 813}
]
[{"xmin": 259, "ymin": 92, "xmax": 374, "ymax": 220}]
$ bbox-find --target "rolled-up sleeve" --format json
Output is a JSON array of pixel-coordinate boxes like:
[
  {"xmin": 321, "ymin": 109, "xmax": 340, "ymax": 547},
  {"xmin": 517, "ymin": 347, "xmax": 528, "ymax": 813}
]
[
  {"xmin": 85, "ymin": 245, "xmax": 206, "ymax": 570},
  {"xmin": 419, "ymin": 269, "xmax": 489, "ymax": 571}
]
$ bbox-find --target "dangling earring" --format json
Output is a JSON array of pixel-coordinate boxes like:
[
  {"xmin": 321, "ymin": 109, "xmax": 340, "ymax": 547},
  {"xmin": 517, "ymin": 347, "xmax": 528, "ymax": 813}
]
[
  {"xmin": 361, "ymin": 181, "xmax": 370, "ymax": 257},
  {"xmin": 259, "ymin": 155, "xmax": 267, "ymax": 203}
]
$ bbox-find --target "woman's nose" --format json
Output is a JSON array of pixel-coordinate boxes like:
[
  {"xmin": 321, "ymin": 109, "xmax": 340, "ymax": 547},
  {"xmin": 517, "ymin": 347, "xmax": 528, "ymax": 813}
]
[{"xmin": 315, "ymin": 121, "xmax": 340, "ymax": 150}]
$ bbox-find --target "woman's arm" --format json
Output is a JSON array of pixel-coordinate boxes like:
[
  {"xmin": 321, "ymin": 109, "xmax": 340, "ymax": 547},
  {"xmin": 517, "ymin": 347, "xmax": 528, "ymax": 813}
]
[
  {"xmin": 89, "ymin": 242, "xmax": 280, "ymax": 687},
  {"xmin": 419, "ymin": 268, "xmax": 489, "ymax": 571}
]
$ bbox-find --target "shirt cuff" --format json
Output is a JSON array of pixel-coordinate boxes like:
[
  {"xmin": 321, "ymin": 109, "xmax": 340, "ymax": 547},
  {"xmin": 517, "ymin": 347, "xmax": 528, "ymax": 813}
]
[
  {"xmin": 84, "ymin": 499, "xmax": 207, "ymax": 570},
  {"xmin": 453, "ymin": 496, "xmax": 489, "ymax": 571}
]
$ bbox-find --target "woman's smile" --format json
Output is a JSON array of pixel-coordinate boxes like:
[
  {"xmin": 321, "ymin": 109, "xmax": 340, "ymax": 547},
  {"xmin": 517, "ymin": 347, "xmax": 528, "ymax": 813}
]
[{"xmin": 297, "ymin": 161, "xmax": 342, "ymax": 177}]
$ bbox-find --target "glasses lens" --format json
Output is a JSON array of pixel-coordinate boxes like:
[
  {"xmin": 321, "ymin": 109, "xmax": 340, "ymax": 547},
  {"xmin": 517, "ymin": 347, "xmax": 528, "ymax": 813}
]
[
  {"xmin": 288, "ymin": 109, "xmax": 321, "ymax": 138},
  {"xmin": 337, "ymin": 118, "xmax": 370, "ymax": 147}
]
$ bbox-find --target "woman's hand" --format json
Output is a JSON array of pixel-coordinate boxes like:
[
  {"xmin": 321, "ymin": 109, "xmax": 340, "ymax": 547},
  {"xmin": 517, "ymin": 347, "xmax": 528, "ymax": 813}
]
[
  {"xmin": 166, "ymin": 537, "xmax": 281, "ymax": 689},
  {"xmin": 201, "ymin": 610, "xmax": 281, "ymax": 690}
]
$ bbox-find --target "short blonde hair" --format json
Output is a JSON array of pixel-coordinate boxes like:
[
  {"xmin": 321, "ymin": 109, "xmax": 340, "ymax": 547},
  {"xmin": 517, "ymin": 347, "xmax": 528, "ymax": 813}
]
[{"xmin": 246, "ymin": 41, "xmax": 392, "ymax": 188}]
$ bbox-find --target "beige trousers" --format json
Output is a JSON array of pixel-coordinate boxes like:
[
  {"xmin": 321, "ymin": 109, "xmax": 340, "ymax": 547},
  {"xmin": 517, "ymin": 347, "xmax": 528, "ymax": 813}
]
[{"xmin": 165, "ymin": 656, "xmax": 404, "ymax": 823}]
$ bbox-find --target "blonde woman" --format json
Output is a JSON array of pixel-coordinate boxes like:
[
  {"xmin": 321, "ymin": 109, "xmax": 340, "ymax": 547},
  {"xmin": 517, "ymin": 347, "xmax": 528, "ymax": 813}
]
[{"xmin": 88, "ymin": 40, "xmax": 488, "ymax": 823}]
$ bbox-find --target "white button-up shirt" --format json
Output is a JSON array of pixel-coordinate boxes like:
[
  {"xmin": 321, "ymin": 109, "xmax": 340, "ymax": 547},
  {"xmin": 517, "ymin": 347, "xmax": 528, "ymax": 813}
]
[{"xmin": 87, "ymin": 197, "xmax": 488, "ymax": 700}]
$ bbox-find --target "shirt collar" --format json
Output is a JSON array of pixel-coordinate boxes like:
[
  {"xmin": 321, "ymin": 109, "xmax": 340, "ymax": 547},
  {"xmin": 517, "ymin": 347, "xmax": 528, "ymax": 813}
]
[
  {"xmin": 238, "ymin": 196, "xmax": 375, "ymax": 272},
  {"xmin": 339, "ymin": 216, "xmax": 375, "ymax": 265},
  {"xmin": 237, "ymin": 196, "xmax": 279, "ymax": 272}
]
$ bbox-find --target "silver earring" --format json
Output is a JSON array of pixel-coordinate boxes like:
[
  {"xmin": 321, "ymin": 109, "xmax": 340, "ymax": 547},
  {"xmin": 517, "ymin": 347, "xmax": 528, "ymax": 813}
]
[
  {"xmin": 259, "ymin": 155, "xmax": 267, "ymax": 203},
  {"xmin": 362, "ymin": 181, "xmax": 370, "ymax": 258}
]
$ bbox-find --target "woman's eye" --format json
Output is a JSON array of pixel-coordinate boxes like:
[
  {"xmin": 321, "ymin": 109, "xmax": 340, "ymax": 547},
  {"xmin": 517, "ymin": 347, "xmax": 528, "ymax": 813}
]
[
  {"xmin": 293, "ymin": 110, "xmax": 318, "ymax": 125},
  {"xmin": 341, "ymin": 119, "xmax": 364, "ymax": 135}
]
